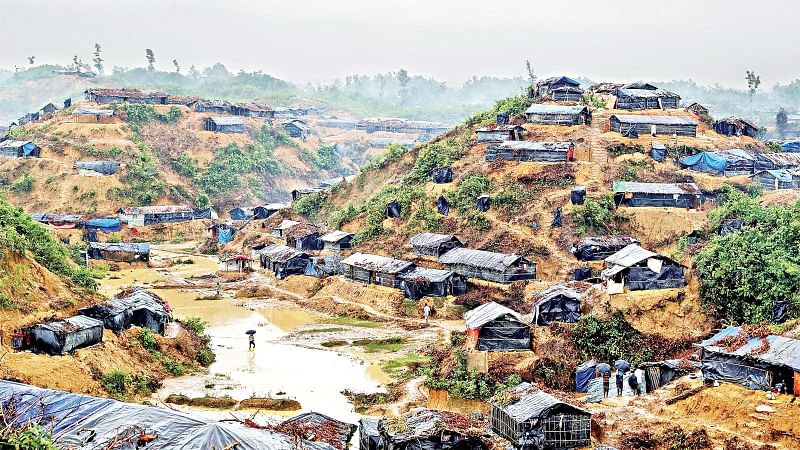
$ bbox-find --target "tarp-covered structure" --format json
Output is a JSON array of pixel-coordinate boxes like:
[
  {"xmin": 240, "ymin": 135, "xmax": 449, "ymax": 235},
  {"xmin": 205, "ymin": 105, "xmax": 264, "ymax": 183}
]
[
  {"xmin": 750, "ymin": 169, "xmax": 800, "ymax": 191},
  {"xmin": 254, "ymin": 202, "xmax": 288, "ymax": 219},
  {"xmin": 431, "ymin": 166, "xmax": 453, "ymax": 183},
  {"xmin": 320, "ymin": 230, "xmax": 355, "ymax": 251},
  {"xmin": 640, "ymin": 360, "xmax": 697, "ymax": 393},
  {"xmin": 612, "ymin": 87, "xmax": 681, "ymax": 110},
  {"xmin": 74, "ymin": 160, "xmax": 119, "ymax": 176},
  {"xmin": 0, "ymin": 139, "xmax": 41, "ymax": 158},
  {"xmin": 79, "ymin": 287, "xmax": 169, "ymax": 335},
  {"xmin": 305, "ymin": 255, "xmax": 343, "ymax": 278},
  {"xmin": 88, "ymin": 242, "xmax": 150, "ymax": 262},
  {"xmin": 385, "ymin": 200, "xmax": 402, "ymax": 218},
  {"xmin": 485, "ymin": 141, "xmax": 575, "ymax": 162},
  {"xmin": 612, "ymin": 181, "xmax": 701, "ymax": 208},
  {"xmin": 491, "ymin": 383, "xmax": 591, "ymax": 450},
  {"xmin": 84, "ymin": 218, "xmax": 121, "ymax": 233},
  {"xmin": 254, "ymin": 244, "xmax": 310, "ymax": 278},
  {"xmin": 714, "ymin": 116, "xmax": 759, "ymax": 138},
  {"xmin": 0, "ymin": 381, "xmax": 337, "ymax": 450},
  {"xmin": 532, "ymin": 282, "xmax": 592, "ymax": 325},
  {"xmin": 753, "ymin": 151, "xmax": 800, "ymax": 171},
  {"xmin": 411, "ymin": 232, "xmax": 463, "ymax": 257},
  {"xmin": 572, "ymin": 236, "xmax": 639, "ymax": 261},
  {"xmin": 525, "ymin": 105, "xmax": 591, "ymax": 126},
  {"xmin": 609, "ymin": 114, "xmax": 697, "ymax": 137},
  {"xmin": 376, "ymin": 409, "xmax": 488, "ymax": 450},
  {"xmin": 679, "ymin": 149, "xmax": 754, "ymax": 176},
  {"xmin": 400, "ymin": 267, "xmax": 466, "ymax": 300},
  {"xmin": 270, "ymin": 219, "xmax": 301, "ymax": 237},
  {"xmin": 697, "ymin": 326, "xmax": 800, "ymax": 394},
  {"xmin": 464, "ymin": 302, "xmax": 530, "ymax": 352},
  {"xmin": 575, "ymin": 360, "xmax": 598, "ymax": 393},
  {"xmin": 340, "ymin": 253, "xmax": 414, "ymax": 288},
  {"xmin": 475, "ymin": 125, "xmax": 525, "ymax": 143},
  {"xmin": 204, "ymin": 116, "xmax": 245, "ymax": 133},
  {"xmin": 230, "ymin": 206, "xmax": 255, "ymax": 221},
  {"xmin": 439, "ymin": 248, "xmax": 535, "ymax": 284},
  {"xmin": 117, "ymin": 205, "xmax": 195, "ymax": 226},
  {"xmin": 359, "ymin": 418, "xmax": 384, "ymax": 450},
  {"xmin": 651, "ymin": 141, "xmax": 667, "ymax": 162},
  {"xmin": 29, "ymin": 316, "xmax": 103, "ymax": 355},
  {"xmin": 281, "ymin": 412, "xmax": 357, "ymax": 450},
  {"xmin": 30, "ymin": 213, "xmax": 85, "ymax": 229},
  {"xmin": 285, "ymin": 223, "xmax": 323, "ymax": 251},
  {"xmin": 601, "ymin": 244, "xmax": 685, "ymax": 291}
]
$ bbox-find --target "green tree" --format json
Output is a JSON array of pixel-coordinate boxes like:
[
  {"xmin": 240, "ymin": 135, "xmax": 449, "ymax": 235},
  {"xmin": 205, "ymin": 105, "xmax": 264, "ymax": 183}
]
[
  {"xmin": 145, "ymin": 49, "xmax": 156, "ymax": 71},
  {"xmin": 173, "ymin": 59, "xmax": 180, "ymax": 74},
  {"xmin": 745, "ymin": 70, "xmax": 761, "ymax": 115},
  {"xmin": 27, "ymin": 56, "xmax": 35, "ymax": 66},
  {"xmin": 93, "ymin": 43, "xmax": 104, "ymax": 75},
  {"xmin": 776, "ymin": 107, "xmax": 789, "ymax": 139},
  {"xmin": 397, "ymin": 68, "xmax": 410, "ymax": 109},
  {"xmin": 525, "ymin": 59, "xmax": 537, "ymax": 98}
]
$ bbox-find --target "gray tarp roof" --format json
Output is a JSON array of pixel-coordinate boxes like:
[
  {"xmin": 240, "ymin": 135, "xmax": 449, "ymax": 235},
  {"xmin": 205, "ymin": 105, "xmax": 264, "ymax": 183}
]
[
  {"xmin": 34, "ymin": 315, "xmax": 103, "ymax": 333},
  {"xmin": 615, "ymin": 88, "xmax": 679, "ymax": 98},
  {"xmin": 603, "ymin": 244, "xmax": 678, "ymax": 277},
  {"xmin": 493, "ymin": 141, "xmax": 573, "ymax": 151},
  {"xmin": 410, "ymin": 232, "xmax": 461, "ymax": 248},
  {"xmin": 574, "ymin": 235, "xmax": 638, "ymax": 249},
  {"xmin": 74, "ymin": 160, "xmax": 119, "ymax": 175},
  {"xmin": 0, "ymin": 140, "xmax": 35, "ymax": 149},
  {"xmin": 72, "ymin": 108, "xmax": 114, "ymax": 116},
  {"xmin": 610, "ymin": 114, "xmax": 697, "ymax": 125},
  {"xmin": 0, "ymin": 381, "xmax": 336, "ymax": 450},
  {"xmin": 493, "ymin": 383, "xmax": 590, "ymax": 422},
  {"xmin": 340, "ymin": 252, "xmax": 413, "ymax": 274},
  {"xmin": 399, "ymin": 267, "xmax": 454, "ymax": 283},
  {"xmin": 439, "ymin": 247, "xmax": 522, "ymax": 271},
  {"xmin": 117, "ymin": 205, "xmax": 193, "ymax": 214},
  {"xmin": 612, "ymin": 181, "xmax": 700, "ymax": 195},
  {"xmin": 525, "ymin": 104, "xmax": 589, "ymax": 115},
  {"xmin": 698, "ymin": 326, "xmax": 800, "ymax": 371},
  {"xmin": 320, "ymin": 230, "xmax": 354, "ymax": 243},
  {"xmin": 89, "ymin": 242, "xmax": 151, "ymax": 254},
  {"xmin": 274, "ymin": 219, "xmax": 301, "ymax": 230},
  {"xmin": 255, "ymin": 244, "xmax": 307, "ymax": 263},
  {"xmin": 531, "ymin": 282, "xmax": 592, "ymax": 306},
  {"xmin": 208, "ymin": 116, "xmax": 245, "ymax": 126},
  {"xmin": 464, "ymin": 301, "xmax": 524, "ymax": 329}
]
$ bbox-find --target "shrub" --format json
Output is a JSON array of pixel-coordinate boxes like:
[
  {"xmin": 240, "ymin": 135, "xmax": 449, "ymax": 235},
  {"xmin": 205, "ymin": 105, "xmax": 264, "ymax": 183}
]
[
  {"xmin": 494, "ymin": 180, "xmax": 533, "ymax": 215},
  {"xmin": 183, "ymin": 316, "xmax": 208, "ymax": 335},
  {"xmin": 447, "ymin": 175, "xmax": 491, "ymax": 214},
  {"xmin": 195, "ymin": 348, "xmax": 214, "ymax": 367},
  {"xmin": 293, "ymin": 192, "xmax": 327, "ymax": 220},
  {"xmin": 569, "ymin": 192, "xmax": 629, "ymax": 235},
  {"xmin": 409, "ymin": 201, "xmax": 443, "ymax": 232},
  {"xmin": 0, "ymin": 425, "xmax": 57, "ymax": 449},
  {"xmin": 174, "ymin": 151, "xmax": 198, "ymax": 179},
  {"xmin": 101, "ymin": 370, "xmax": 132, "ymax": 399},
  {"xmin": 138, "ymin": 328, "xmax": 159, "ymax": 352},
  {"xmin": 360, "ymin": 143, "xmax": 408, "ymax": 172},
  {"xmin": 10, "ymin": 174, "xmax": 34, "ymax": 192},
  {"xmin": 330, "ymin": 202, "xmax": 361, "ymax": 229},
  {"xmin": 573, "ymin": 314, "xmax": 652, "ymax": 365}
]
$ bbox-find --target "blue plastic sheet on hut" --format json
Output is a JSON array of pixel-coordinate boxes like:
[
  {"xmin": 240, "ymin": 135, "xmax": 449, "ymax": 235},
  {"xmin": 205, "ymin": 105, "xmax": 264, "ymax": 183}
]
[
  {"xmin": 85, "ymin": 218, "xmax": 121, "ymax": 233},
  {"xmin": 74, "ymin": 160, "xmax": 119, "ymax": 175},
  {"xmin": 575, "ymin": 359, "xmax": 598, "ymax": 393},
  {"xmin": 651, "ymin": 142, "xmax": 667, "ymax": 162},
  {"xmin": 218, "ymin": 227, "xmax": 234, "ymax": 244},
  {"xmin": 679, "ymin": 152, "xmax": 726, "ymax": 175},
  {"xmin": 385, "ymin": 200, "xmax": 402, "ymax": 218},
  {"xmin": 782, "ymin": 141, "xmax": 800, "ymax": 152}
]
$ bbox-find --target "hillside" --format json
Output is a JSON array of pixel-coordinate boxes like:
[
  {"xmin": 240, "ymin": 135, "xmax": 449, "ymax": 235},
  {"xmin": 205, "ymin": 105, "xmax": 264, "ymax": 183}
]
[{"xmin": 1, "ymin": 101, "xmax": 357, "ymax": 214}]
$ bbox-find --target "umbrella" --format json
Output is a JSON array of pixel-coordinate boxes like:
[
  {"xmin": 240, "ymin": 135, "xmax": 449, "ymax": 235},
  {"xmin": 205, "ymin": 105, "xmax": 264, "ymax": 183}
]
[
  {"xmin": 596, "ymin": 363, "xmax": 611, "ymax": 375},
  {"xmin": 615, "ymin": 360, "xmax": 631, "ymax": 372},
  {"xmin": 245, "ymin": 330, "xmax": 257, "ymax": 335}
]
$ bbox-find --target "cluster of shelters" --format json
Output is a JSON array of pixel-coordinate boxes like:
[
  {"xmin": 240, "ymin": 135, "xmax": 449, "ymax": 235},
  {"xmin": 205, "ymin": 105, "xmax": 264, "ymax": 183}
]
[
  {"xmin": 117, "ymin": 205, "xmax": 216, "ymax": 226},
  {"xmin": 572, "ymin": 236, "xmax": 639, "ymax": 261},
  {"xmin": 14, "ymin": 100, "xmax": 68, "ymax": 126},
  {"xmin": 0, "ymin": 381, "xmax": 339, "ymax": 450},
  {"xmin": 85, "ymin": 88, "xmax": 169, "ymax": 104},
  {"xmin": 229, "ymin": 202, "xmax": 288, "ymax": 221},
  {"xmin": 253, "ymin": 243, "xmax": 310, "ymax": 278},
  {"xmin": 356, "ymin": 117, "xmax": 449, "ymax": 134},
  {"xmin": 611, "ymin": 83, "xmax": 681, "ymax": 110},
  {"xmin": 79, "ymin": 288, "xmax": 170, "ymax": 335},
  {"xmin": 676, "ymin": 147, "xmax": 800, "ymax": 190},
  {"xmin": 290, "ymin": 176, "xmax": 355, "ymax": 202},
  {"xmin": 72, "ymin": 107, "xmax": 116, "ymax": 123},
  {"xmin": 30, "ymin": 213, "xmax": 121, "ymax": 234},
  {"xmin": 475, "ymin": 124, "xmax": 525, "ymax": 143}
]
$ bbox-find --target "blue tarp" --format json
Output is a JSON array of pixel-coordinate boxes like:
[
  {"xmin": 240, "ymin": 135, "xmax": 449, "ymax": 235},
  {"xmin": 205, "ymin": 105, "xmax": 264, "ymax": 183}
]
[
  {"xmin": 680, "ymin": 152, "xmax": 726, "ymax": 174},
  {"xmin": 85, "ymin": 218, "xmax": 121, "ymax": 233},
  {"xmin": 218, "ymin": 227, "xmax": 234, "ymax": 244},
  {"xmin": 782, "ymin": 141, "xmax": 800, "ymax": 152},
  {"xmin": 576, "ymin": 359, "xmax": 598, "ymax": 393},
  {"xmin": 74, "ymin": 160, "xmax": 119, "ymax": 175}
]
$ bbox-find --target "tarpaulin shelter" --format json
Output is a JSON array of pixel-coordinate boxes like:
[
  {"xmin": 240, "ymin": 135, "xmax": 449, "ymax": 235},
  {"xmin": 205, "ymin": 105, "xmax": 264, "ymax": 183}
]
[
  {"xmin": 573, "ymin": 267, "xmax": 592, "ymax": 281},
  {"xmin": 377, "ymin": 408, "xmax": 488, "ymax": 450},
  {"xmin": 612, "ymin": 87, "xmax": 680, "ymax": 110},
  {"xmin": 253, "ymin": 202, "xmax": 288, "ymax": 219},
  {"xmin": 220, "ymin": 255, "xmax": 252, "ymax": 272},
  {"xmin": 679, "ymin": 152, "xmax": 726, "ymax": 175},
  {"xmin": 0, "ymin": 140, "xmax": 40, "ymax": 158},
  {"xmin": 612, "ymin": 181, "xmax": 701, "ymax": 208},
  {"xmin": 192, "ymin": 207, "xmax": 217, "ymax": 220},
  {"xmin": 713, "ymin": 116, "xmax": 759, "ymax": 138},
  {"xmin": 292, "ymin": 187, "xmax": 325, "ymax": 201},
  {"xmin": 230, "ymin": 207, "xmax": 255, "ymax": 221},
  {"xmin": 525, "ymin": 104, "xmax": 591, "ymax": 125},
  {"xmin": 639, "ymin": 360, "xmax": 698, "ymax": 393},
  {"xmin": 610, "ymin": 114, "xmax": 697, "ymax": 137},
  {"xmin": 385, "ymin": 200, "xmax": 402, "ymax": 218},
  {"xmin": 432, "ymin": 167, "xmax": 453, "ymax": 183},
  {"xmin": 719, "ymin": 218, "xmax": 743, "ymax": 236},
  {"xmin": 551, "ymin": 208, "xmax": 562, "ymax": 227},
  {"xmin": 410, "ymin": 232, "xmax": 464, "ymax": 257},
  {"xmin": 204, "ymin": 116, "xmax": 245, "ymax": 133},
  {"xmin": 400, "ymin": 267, "xmax": 466, "ymax": 300},
  {"xmin": 305, "ymin": 256, "xmax": 343, "ymax": 278},
  {"xmin": 575, "ymin": 360, "xmax": 598, "ymax": 393},
  {"xmin": 679, "ymin": 150, "xmax": 755, "ymax": 176},
  {"xmin": 601, "ymin": 244, "xmax": 685, "ymax": 291},
  {"xmin": 359, "ymin": 418, "xmax": 384, "ymax": 450},
  {"xmin": 0, "ymin": 381, "xmax": 337, "ymax": 450},
  {"xmin": 88, "ymin": 242, "xmax": 150, "ymax": 262},
  {"xmin": 209, "ymin": 223, "xmax": 235, "ymax": 244},
  {"xmin": 490, "ymin": 383, "xmax": 591, "ymax": 450},
  {"xmin": 340, "ymin": 253, "xmax": 414, "ymax": 288},
  {"xmin": 282, "ymin": 412, "xmax": 357, "ymax": 450},
  {"xmin": 254, "ymin": 244, "xmax": 310, "ymax": 278},
  {"xmin": 285, "ymin": 223, "xmax": 322, "ymax": 251},
  {"xmin": 485, "ymin": 141, "xmax": 575, "ymax": 162},
  {"xmin": 697, "ymin": 326, "xmax": 800, "ymax": 394},
  {"xmin": 650, "ymin": 142, "xmax": 667, "ymax": 162},
  {"xmin": 753, "ymin": 151, "xmax": 800, "ymax": 171},
  {"xmin": 476, "ymin": 195, "xmax": 491, "ymax": 212},
  {"xmin": 437, "ymin": 196, "xmax": 450, "ymax": 216},
  {"xmin": 475, "ymin": 124, "xmax": 525, "ymax": 143},
  {"xmin": 535, "ymin": 76, "xmax": 583, "ymax": 100},
  {"xmin": 117, "ymin": 205, "xmax": 194, "ymax": 226},
  {"xmin": 29, "ymin": 316, "xmax": 103, "ymax": 355},
  {"xmin": 79, "ymin": 287, "xmax": 169, "ymax": 335},
  {"xmin": 439, "ymin": 247, "xmax": 535, "ymax": 284},
  {"xmin": 750, "ymin": 169, "xmax": 800, "ymax": 191},
  {"xmin": 270, "ymin": 219, "xmax": 301, "ymax": 237},
  {"xmin": 74, "ymin": 160, "xmax": 118, "ymax": 176},
  {"xmin": 532, "ymin": 282, "xmax": 592, "ymax": 325},
  {"xmin": 464, "ymin": 302, "xmax": 530, "ymax": 352},
  {"xmin": 783, "ymin": 141, "xmax": 800, "ymax": 152},
  {"xmin": 31, "ymin": 213, "xmax": 85, "ymax": 229},
  {"xmin": 84, "ymin": 218, "xmax": 121, "ymax": 233},
  {"xmin": 592, "ymin": 234, "xmax": 624, "ymax": 268},
  {"xmin": 72, "ymin": 107, "xmax": 115, "ymax": 123},
  {"xmin": 570, "ymin": 186, "xmax": 586, "ymax": 205},
  {"xmin": 320, "ymin": 230, "xmax": 355, "ymax": 251}
]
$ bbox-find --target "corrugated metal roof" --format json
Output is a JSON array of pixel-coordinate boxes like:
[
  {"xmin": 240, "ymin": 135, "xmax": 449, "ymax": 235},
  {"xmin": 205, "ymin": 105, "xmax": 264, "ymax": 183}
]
[
  {"xmin": 117, "ymin": 205, "xmax": 193, "ymax": 215},
  {"xmin": 400, "ymin": 267, "xmax": 454, "ymax": 283},
  {"xmin": 320, "ymin": 230, "xmax": 354, "ymax": 243},
  {"xmin": 285, "ymin": 223, "xmax": 319, "ymax": 239},
  {"xmin": 274, "ymin": 219, "xmax": 301, "ymax": 230},
  {"xmin": 208, "ymin": 116, "xmax": 245, "ymax": 126},
  {"xmin": 463, "ymin": 302, "xmax": 524, "ymax": 329},
  {"xmin": 494, "ymin": 141, "xmax": 573, "ymax": 151},
  {"xmin": 256, "ymin": 244, "xmax": 307, "ymax": 263},
  {"xmin": 493, "ymin": 383, "xmax": 590, "ymax": 422},
  {"xmin": 698, "ymin": 326, "xmax": 800, "ymax": 371},
  {"xmin": 438, "ymin": 247, "xmax": 522, "ymax": 272},
  {"xmin": 410, "ymin": 233, "xmax": 461, "ymax": 249},
  {"xmin": 574, "ymin": 236, "xmax": 638, "ymax": 249},
  {"xmin": 612, "ymin": 181, "xmax": 700, "ymax": 195},
  {"xmin": 88, "ymin": 242, "xmax": 150, "ymax": 253},
  {"xmin": 752, "ymin": 169, "xmax": 798, "ymax": 182},
  {"xmin": 340, "ymin": 253, "xmax": 413, "ymax": 274},
  {"xmin": 525, "ymin": 104, "xmax": 588, "ymax": 115},
  {"xmin": 531, "ymin": 282, "xmax": 592, "ymax": 306},
  {"xmin": 717, "ymin": 148, "xmax": 755, "ymax": 161},
  {"xmin": 757, "ymin": 152, "xmax": 800, "ymax": 166},
  {"xmin": 610, "ymin": 114, "xmax": 697, "ymax": 126}
]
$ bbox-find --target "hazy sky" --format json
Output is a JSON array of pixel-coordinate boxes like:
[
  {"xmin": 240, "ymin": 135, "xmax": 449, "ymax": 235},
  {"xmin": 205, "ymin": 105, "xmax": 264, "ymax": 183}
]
[{"xmin": 2, "ymin": 0, "xmax": 798, "ymax": 88}]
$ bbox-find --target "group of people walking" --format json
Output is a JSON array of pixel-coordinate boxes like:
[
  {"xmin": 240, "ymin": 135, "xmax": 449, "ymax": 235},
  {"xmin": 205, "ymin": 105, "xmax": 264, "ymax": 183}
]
[{"xmin": 596, "ymin": 360, "xmax": 642, "ymax": 399}]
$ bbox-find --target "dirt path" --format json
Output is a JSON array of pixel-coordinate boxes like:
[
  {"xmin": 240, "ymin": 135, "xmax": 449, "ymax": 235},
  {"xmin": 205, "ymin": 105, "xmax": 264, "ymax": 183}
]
[{"xmin": 389, "ymin": 376, "xmax": 427, "ymax": 416}]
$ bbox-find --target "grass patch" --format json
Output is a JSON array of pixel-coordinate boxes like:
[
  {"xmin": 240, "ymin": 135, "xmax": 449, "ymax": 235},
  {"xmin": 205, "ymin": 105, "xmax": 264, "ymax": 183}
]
[
  {"xmin": 352, "ymin": 337, "xmax": 407, "ymax": 353},
  {"xmin": 331, "ymin": 316, "xmax": 382, "ymax": 328},
  {"xmin": 321, "ymin": 340, "xmax": 348, "ymax": 348},
  {"xmin": 381, "ymin": 353, "xmax": 428, "ymax": 377}
]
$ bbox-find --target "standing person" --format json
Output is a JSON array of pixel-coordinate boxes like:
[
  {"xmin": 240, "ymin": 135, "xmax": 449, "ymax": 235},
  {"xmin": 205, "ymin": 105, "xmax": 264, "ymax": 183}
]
[
  {"xmin": 628, "ymin": 372, "xmax": 640, "ymax": 396},
  {"xmin": 616, "ymin": 369, "xmax": 625, "ymax": 397},
  {"xmin": 596, "ymin": 367, "xmax": 610, "ymax": 398},
  {"xmin": 248, "ymin": 332, "xmax": 255, "ymax": 350},
  {"xmin": 423, "ymin": 304, "xmax": 432, "ymax": 326},
  {"xmin": 216, "ymin": 279, "xmax": 221, "ymax": 298}
]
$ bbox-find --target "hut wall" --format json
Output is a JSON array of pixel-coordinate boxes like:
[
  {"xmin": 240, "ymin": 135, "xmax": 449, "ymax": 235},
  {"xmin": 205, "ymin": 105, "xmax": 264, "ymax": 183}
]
[
  {"xmin": 526, "ymin": 112, "xmax": 583, "ymax": 125},
  {"xmin": 755, "ymin": 173, "xmax": 794, "ymax": 191},
  {"xmin": 610, "ymin": 118, "xmax": 696, "ymax": 137},
  {"xmin": 442, "ymin": 262, "xmax": 535, "ymax": 284},
  {"xmin": 485, "ymin": 147, "xmax": 569, "ymax": 162},
  {"xmin": 551, "ymin": 91, "xmax": 583, "ymax": 102},
  {"xmin": 617, "ymin": 192, "xmax": 698, "ymax": 208},
  {"xmin": 476, "ymin": 130, "xmax": 516, "ymax": 142},
  {"xmin": 616, "ymin": 96, "xmax": 680, "ymax": 110}
]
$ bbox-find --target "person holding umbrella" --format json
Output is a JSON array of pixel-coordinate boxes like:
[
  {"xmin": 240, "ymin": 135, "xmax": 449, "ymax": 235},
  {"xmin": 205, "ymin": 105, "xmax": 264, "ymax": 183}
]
[
  {"xmin": 615, "ymin": 360, "xmax": 631, "ymax": 397},
  {"xmin": 595, "ymin": 362, "xmax": 612, "ymax": 398},
  {"xmin": 246, "ymin": 329, "xmax": 256, "ymax": 350}
]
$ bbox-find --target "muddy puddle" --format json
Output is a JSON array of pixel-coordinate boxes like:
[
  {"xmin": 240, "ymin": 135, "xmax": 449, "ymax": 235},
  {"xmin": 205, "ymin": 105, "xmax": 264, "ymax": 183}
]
[{"xmin": 97, "ymin": 247, "xmax": 388, "ymax": 422}]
